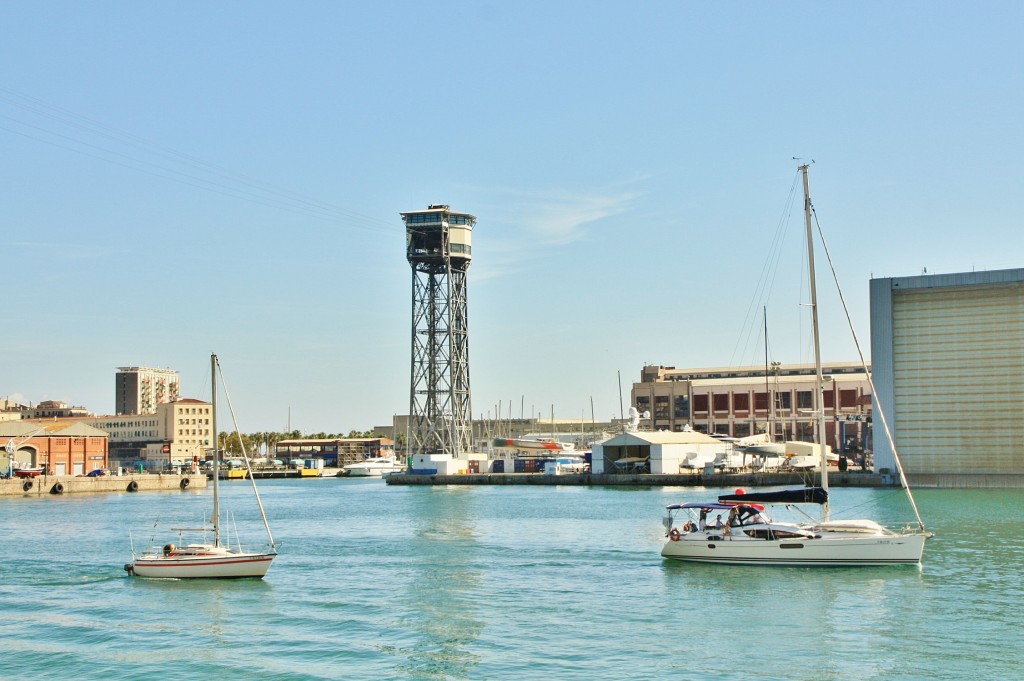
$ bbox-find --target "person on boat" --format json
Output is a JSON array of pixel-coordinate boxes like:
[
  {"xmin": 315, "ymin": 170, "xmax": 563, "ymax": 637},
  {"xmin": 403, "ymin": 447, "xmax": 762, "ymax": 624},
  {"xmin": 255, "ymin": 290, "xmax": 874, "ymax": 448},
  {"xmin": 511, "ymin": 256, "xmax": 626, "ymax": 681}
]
[
  {"xmin": 699, "ymin": 509, "xmax": 708, "ymax": 530},
  {"xmin": 682, "ymin": 520, "xmax": 694, "ymax": 533},
  {"xmin": 715, "ymin": 514, "xmax": 724, "ymax": 529}
]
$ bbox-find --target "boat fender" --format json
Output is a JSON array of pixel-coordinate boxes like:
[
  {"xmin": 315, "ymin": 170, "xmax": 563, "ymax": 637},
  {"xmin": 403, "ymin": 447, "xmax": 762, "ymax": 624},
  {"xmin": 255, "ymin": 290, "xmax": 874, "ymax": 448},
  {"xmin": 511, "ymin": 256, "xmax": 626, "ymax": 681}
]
[
  {"xmin": 127, "ymin": 480, "xmax": 139, "ymax": 492},
  {"xmin": 668, "ymin": 528, "xmax": 681, "ymax": 542},
  {"xmin": 180, "ymin": 477, "xmax": 190, "ymax": 489},
  {"xmin": 50, "ymin": 482, "xmax": 65, "ymax": 495},
  {"xmin": 22, "ymin": 480, "xmax": 33, "ymax": 492}
]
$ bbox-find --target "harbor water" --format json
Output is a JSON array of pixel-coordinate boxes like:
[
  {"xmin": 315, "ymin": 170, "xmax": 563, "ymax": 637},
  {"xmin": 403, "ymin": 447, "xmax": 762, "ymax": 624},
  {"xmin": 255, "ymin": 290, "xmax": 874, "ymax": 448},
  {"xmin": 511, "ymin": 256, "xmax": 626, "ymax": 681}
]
[{"xmin": 1, "ymin": 479, "xmax": 1020, "ymax": 680}]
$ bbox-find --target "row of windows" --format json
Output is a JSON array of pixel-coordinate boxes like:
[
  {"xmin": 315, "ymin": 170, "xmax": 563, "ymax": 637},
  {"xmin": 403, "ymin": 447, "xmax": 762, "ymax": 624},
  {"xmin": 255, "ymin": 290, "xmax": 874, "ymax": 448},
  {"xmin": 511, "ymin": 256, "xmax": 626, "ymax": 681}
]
[
  {"xmin": 642, "ymin": 390, "xmax": 863, "ymax": 417},
  {"xmin": 95, "ymin": 420, "xmax": 157, "ymax": 428},
  {"xmin": 407, "ymin": 246, "xmax": 473, "ymax": 258},
  {"xmin": 404, "ymin": 213, "xmax": 474, "ymax": 225},
  {"xmin": 177, "ymin": 418, "xmax": 210, "ymax": 425}
]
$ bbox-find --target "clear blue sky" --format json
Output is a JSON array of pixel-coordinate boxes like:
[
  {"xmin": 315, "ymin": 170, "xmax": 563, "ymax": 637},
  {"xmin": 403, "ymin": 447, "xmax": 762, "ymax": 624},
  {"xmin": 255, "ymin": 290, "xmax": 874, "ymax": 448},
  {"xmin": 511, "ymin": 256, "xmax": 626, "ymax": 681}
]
[{"xmin": 2, "ymin": 2, "xmax": 1021, "ymax": 433}]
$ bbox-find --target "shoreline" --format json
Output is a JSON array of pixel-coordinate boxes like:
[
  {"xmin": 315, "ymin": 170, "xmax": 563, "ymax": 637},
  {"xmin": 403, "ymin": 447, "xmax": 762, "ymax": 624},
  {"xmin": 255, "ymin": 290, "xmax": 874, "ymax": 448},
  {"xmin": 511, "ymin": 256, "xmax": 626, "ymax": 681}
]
[
  {"xmin": 385, "ymin": 471, "xmax": 893, "ymax": 487},
  {"xmin": 0, "ymin": 473, "xmax": 207, "ymax": 497}
]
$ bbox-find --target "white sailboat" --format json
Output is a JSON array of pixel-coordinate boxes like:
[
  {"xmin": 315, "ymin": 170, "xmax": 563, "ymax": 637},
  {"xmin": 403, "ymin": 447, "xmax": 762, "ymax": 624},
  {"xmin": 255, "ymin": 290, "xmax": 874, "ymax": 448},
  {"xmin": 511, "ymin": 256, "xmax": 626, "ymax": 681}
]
[
  {"xmin": 125, "ymin": 354, "xmax": 278, "ymax": 579},
  {"xmin": 661, "ymin": 165, "xmax": 931, "ymax": 567}
]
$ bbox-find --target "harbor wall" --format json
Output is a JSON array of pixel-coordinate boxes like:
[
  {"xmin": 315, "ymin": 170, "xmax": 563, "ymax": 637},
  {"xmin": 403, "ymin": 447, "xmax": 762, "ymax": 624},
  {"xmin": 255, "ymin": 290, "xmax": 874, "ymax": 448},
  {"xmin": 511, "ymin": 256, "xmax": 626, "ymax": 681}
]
[
  {"xmin": 0, "ymin": 473, "xmax": 207, "ymax": 498},
  {"xmin": 386, "ymin": 472, "xmax": 893, "ymax": 487}
]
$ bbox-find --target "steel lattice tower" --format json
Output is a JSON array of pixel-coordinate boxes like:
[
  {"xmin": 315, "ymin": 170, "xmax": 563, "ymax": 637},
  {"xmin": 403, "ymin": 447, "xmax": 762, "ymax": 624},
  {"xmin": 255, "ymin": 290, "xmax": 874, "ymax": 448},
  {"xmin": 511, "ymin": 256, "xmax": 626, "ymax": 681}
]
[{"xmin": 402, "ymin": 204, "xmax": 476, "ymax": 457}]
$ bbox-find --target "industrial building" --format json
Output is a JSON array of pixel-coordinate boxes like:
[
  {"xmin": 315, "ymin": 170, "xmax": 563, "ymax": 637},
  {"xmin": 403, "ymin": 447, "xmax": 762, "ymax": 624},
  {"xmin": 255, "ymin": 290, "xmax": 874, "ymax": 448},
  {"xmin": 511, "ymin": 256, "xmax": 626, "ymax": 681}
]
[
  {"xmin": 631, "ymin": 363, "xmax": 873, "ymax": 458},
  {"xmin": 870, "ymin": 267, "xmax": 1024, "ymax": 487},
  {"xmin": 0, "ymin": 420, "xmax": 109, "ymax": 476},
  {"xmin": 275, "ymin": 437, "xmax": 395, "ymax": 469}
]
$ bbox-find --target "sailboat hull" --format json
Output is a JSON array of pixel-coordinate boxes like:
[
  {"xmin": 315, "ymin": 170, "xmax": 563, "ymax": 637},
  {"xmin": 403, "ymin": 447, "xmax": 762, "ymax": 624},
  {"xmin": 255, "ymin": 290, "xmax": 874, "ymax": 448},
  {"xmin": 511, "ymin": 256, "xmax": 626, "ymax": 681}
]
[
  {"xmin": 661, "ymin": 533, "xmax": 927, "ymax": 567},
  {"xmin": 127, "ymin": 548, "xmax": 277, "ymax": 579}
]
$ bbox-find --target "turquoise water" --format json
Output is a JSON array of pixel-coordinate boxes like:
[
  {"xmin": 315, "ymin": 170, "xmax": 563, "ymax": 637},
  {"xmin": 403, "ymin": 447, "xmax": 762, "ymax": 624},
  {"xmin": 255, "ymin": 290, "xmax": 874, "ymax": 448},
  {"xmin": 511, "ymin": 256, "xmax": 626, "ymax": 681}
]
[{"xmin": 1, "ymin": 480, "xmax": 1020, "ymax": 680}]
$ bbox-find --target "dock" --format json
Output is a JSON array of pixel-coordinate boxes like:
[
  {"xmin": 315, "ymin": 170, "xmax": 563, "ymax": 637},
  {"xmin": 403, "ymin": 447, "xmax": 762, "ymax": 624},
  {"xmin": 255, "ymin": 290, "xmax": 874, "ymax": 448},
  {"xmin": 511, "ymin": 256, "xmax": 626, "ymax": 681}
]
[
  {"xmin": 0, "ymin": 473, "xmax": 207, "ymax": 497},
  {"xmin": 386, "ymin": 471, "xmax": 893, "ymax": 487}
]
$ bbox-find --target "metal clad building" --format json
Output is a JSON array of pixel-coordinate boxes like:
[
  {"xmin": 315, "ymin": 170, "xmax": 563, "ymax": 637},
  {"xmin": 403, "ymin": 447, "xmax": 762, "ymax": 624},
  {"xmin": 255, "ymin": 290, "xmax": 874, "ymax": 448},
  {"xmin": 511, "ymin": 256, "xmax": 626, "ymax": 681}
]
[{"xmin": 870, "ymin": 268, "xmax": 1024, "ymax": 487}]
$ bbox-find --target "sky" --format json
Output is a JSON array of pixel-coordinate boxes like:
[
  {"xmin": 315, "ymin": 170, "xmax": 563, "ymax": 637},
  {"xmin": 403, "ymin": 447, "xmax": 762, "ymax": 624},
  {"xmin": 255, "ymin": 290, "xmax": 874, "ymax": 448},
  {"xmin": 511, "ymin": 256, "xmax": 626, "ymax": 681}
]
[{"xmin": 2, "ymin": 2, "xmax": 1021, "ymax": 434}]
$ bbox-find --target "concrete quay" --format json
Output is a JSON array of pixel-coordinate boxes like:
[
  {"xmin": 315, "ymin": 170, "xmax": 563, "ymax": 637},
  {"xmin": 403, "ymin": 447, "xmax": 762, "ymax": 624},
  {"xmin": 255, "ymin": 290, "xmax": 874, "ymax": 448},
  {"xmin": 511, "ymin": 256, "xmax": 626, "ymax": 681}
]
[
  {"xmin": 386, "ymin": 471, "xmax": 893, "ymax": 487},
  {"xmin": 0, "ymin": 473, "xmax": 207, "ymax": 498}
]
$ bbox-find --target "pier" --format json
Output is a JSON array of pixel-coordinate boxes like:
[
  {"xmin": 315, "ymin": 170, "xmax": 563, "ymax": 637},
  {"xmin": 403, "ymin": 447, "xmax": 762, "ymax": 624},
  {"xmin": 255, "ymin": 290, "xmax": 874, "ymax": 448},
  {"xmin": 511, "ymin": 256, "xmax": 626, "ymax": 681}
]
[
  {"xmin": 0, "ymin": 473, "xmax": 206, "ymax": 497},
  {"xmin": 386, "ymin": 471, "xmax": 893, "ymax": 487}
]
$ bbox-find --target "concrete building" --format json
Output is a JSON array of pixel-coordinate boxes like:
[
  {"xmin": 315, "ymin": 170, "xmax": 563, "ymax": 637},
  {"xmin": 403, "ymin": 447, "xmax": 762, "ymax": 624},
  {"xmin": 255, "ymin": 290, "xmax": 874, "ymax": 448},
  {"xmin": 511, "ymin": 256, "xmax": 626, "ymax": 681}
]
[
  {"xmin": 870, "ymin": 267, "xmax": 1024, "ymax": 487},
  {"xmin": 631, "ymin": 363, "xmax": 872, "ymax": 457},
  {"xmin": 25, "ymin": 400, "xmax": 92, "ymax": 419},
  {"xmin": 1, "ymin": 420, "xmax": 109, "ymax": 476},
  {"xmin": 0, "ymin": 398, "xmax": 27, "ymax": 422},
  {"xmin": 116, "ymin": 366, "xmax": 180, "ymax": 415},
  {"xmin": 81, "ymin": 398, "xmax": 212, "ymax": 469}
]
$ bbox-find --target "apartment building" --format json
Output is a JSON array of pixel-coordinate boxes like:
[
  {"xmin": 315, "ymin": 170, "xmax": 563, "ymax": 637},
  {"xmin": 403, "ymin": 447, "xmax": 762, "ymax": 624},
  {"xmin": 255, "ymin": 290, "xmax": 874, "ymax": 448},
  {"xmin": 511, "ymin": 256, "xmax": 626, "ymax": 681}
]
[{"xmin": 115, "ymin": 366, "xmax": 180, "ymax": 415}]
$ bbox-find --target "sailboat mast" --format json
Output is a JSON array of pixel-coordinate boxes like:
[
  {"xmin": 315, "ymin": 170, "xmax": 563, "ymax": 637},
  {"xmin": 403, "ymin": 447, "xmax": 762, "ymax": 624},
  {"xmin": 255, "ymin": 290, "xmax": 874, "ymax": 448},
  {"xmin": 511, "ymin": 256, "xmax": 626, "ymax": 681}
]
[
  {"xmin": 764, "ymin": 306, "xmax": 770, "ymax": 439},
  {"xmin": 800, "ymin": 164, "xmax": 830, "ymax": 520},
  {"xmin": 211, "ymin": 353, "xmax": 221, "ymax": 546}
]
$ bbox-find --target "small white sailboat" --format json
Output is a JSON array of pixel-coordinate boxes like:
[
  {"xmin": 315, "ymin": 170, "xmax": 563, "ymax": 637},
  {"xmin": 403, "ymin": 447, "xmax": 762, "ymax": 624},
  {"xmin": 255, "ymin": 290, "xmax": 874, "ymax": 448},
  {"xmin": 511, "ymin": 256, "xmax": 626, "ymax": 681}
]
[
  {"xmin": 125, "ymin": 354, "xmax": 278, "ymax": 579},
  {"xmin": 661, "ymin": 165, "xmax": 931, "ymax": 567}
]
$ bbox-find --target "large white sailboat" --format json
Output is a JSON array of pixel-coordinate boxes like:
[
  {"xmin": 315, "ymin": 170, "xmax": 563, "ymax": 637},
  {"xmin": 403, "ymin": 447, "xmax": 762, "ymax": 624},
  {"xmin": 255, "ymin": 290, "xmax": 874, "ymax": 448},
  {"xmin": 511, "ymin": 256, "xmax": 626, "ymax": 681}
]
[
  {"xmin": 125, "ymin": 354, "xmax": 278, "ymax": 579},
  {"xmin": 660, "ymin": 165, "xmax": 931, "ymax": 567}
]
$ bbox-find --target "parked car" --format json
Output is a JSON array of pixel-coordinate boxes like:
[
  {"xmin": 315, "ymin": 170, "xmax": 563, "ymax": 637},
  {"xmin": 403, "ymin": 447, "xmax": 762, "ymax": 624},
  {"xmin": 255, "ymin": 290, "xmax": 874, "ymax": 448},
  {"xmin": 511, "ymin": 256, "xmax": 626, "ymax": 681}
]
[{"xmin": 86, "ymin": 469, "xmax": 109, "ymax": 477}]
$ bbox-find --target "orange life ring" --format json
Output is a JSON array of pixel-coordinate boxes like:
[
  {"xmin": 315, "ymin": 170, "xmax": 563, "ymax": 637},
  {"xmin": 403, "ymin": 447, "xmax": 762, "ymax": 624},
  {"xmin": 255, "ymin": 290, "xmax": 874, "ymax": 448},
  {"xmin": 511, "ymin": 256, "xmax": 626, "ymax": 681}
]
[{"xmin": 668, "ymin": 528, "xmax": 681, "ymax": 541}]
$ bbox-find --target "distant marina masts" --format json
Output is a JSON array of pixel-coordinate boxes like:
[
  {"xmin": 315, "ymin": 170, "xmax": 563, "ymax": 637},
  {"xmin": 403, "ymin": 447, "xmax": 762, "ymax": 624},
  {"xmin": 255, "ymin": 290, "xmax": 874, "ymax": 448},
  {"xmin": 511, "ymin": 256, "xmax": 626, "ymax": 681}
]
[{"xmin": 401, "ymin": 204, "xmax": 476, "ymax": 457}]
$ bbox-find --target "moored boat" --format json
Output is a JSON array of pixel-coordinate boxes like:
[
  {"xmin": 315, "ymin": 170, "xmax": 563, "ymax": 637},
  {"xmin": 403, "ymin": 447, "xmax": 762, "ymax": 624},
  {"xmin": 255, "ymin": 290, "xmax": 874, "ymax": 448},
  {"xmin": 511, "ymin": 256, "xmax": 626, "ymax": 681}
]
[{"xmin": 343, "ymin": 455, "xmax": 404, "ymax": 477}]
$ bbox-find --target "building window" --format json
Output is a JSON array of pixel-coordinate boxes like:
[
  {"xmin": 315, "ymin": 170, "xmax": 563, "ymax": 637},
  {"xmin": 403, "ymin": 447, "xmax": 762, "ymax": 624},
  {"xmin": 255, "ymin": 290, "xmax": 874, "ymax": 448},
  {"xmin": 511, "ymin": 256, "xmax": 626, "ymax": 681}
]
[
  {"xmin": 654, "ymin": 396, "xmax": 670, "ymax": 420},
  {"xmin": 797, "ymin": 391, "xmax": 813, "ymax": 410},
  {"xmin": 674, "ymin": 396, "xmax": 689, "ymax": 419}
]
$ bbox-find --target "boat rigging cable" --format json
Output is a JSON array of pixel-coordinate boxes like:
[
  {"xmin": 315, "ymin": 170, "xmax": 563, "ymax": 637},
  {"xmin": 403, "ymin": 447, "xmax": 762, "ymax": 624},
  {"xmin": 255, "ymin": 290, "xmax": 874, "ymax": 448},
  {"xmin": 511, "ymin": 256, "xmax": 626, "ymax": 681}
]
[
  {"xmin": 217, "ymin": 358, "xmax": 277, "ymax": 549},
  {"xmin": 728, "ymin": 172, "xmax": 802, "ymax": 368},
  {"xmin": 0, "ymin": 85, "xmax": 396, "ymax": 234},
  {"xmin": 809, "ymin": 204, "xmax": 927, "ymax": 533}
]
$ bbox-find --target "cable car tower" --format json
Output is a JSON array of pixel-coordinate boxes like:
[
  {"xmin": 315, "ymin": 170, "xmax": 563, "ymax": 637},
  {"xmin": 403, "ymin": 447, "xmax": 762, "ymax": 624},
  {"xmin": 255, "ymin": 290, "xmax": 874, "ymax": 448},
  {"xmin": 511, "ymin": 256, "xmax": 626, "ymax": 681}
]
[{"xmin": 402, "ymin": 204, "xmax": 476, "ymax": 457}]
